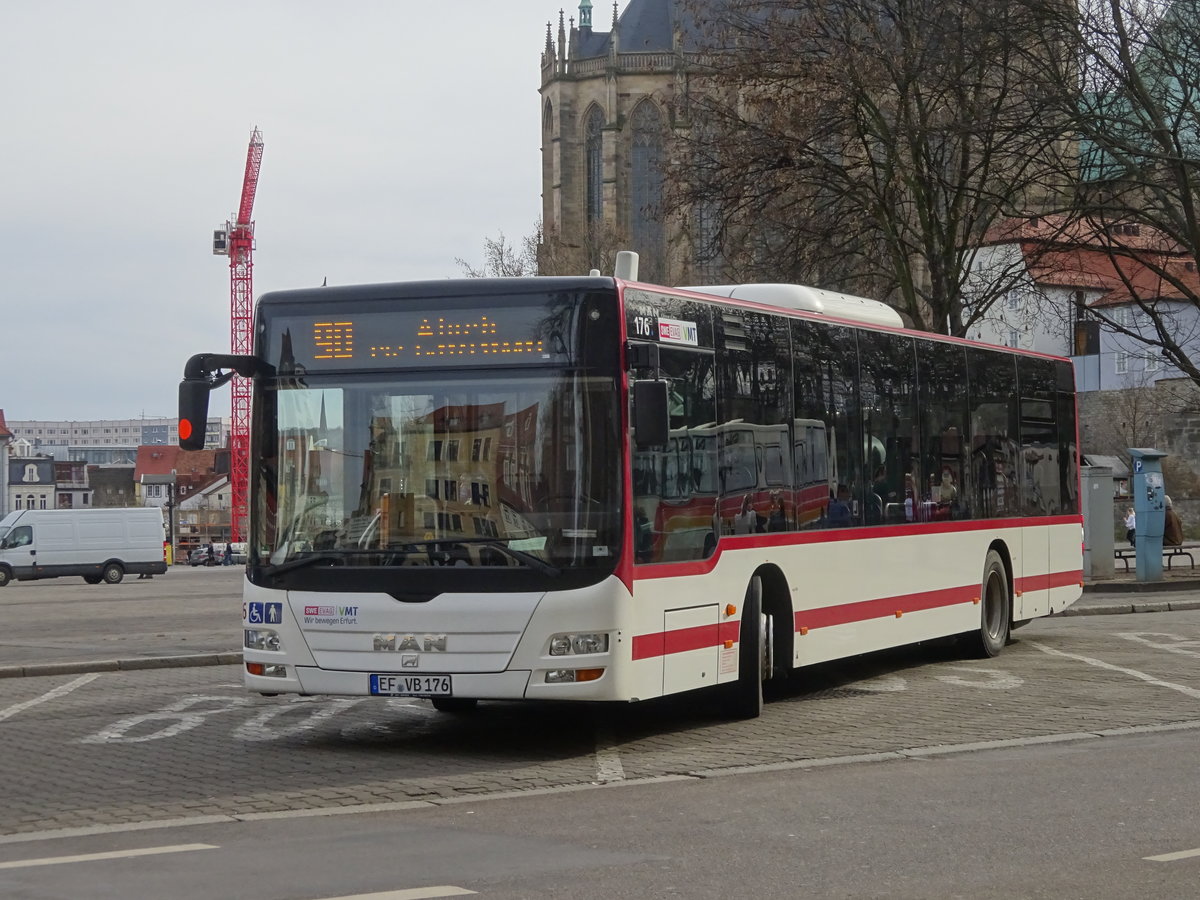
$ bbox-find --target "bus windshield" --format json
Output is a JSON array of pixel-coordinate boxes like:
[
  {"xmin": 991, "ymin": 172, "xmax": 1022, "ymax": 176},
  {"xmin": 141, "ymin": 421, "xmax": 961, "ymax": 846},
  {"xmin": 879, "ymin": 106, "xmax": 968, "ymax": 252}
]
[{"xmin": 254, "ymin": 370, "xmax": 620, "ymax": 572}]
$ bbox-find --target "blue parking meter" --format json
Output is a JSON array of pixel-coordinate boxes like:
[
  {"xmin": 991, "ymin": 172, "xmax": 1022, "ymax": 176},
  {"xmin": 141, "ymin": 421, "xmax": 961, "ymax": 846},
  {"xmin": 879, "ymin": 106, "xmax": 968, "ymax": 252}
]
[{"xmin": 1129, "ymin": 448, "xmax": 1168, "ymax": 582}]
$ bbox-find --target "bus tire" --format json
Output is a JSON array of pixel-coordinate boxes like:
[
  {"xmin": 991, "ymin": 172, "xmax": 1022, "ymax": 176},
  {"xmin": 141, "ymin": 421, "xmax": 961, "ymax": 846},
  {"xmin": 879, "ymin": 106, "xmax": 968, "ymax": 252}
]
[
  {"xmin": 102, "ymin": 563, "xmax": 125, "ymax": 585},
  {"xmin": 966, "ymin": 550, "xmax": 1010, "ymax": 658},
  {"xmin": 0, "ymin": 567, "xmax": 10, "ymax": 587},
  {"xmin": 725, "ymin": 575, "xmax": 769, "ymax": 719},
  {"xmin": 431, "ymin": 697, "xmax": 478, "ymax": 712},
  {"xmin": 83, "ymin": 575, "xmax": 103, "ymax": 584}
]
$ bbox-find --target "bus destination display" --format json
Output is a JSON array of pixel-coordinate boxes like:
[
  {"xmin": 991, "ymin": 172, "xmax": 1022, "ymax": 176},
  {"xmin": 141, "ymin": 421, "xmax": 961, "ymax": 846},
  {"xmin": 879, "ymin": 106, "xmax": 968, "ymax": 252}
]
[{"xmin": 266, "ymin": 306, "xmax": 561, "ymax": 370}]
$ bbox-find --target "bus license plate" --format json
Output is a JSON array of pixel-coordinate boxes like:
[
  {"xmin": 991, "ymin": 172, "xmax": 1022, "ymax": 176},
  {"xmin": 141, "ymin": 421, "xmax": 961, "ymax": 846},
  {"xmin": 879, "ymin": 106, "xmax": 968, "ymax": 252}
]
[{"xmin": 370, "ymin": 674, "xmax": 452, "ymax": 697}]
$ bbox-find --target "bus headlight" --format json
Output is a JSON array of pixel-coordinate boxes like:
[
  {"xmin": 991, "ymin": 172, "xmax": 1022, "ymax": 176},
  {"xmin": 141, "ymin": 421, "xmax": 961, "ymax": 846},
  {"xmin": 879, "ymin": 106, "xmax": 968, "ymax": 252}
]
[
  {"xmin": 549, "ymin": 632, "xmax": 609, "ymax": 656},
  {"xmin": 244, "ymin": 629, "xmax": 282, "ymax": 652}
]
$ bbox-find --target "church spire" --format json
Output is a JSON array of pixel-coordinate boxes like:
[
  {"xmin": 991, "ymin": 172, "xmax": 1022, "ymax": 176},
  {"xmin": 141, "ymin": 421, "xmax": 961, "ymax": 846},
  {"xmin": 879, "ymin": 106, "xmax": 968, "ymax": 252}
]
[{"xmin": 579, "ymin": 0, "xmax": 592, "ymax": 30}]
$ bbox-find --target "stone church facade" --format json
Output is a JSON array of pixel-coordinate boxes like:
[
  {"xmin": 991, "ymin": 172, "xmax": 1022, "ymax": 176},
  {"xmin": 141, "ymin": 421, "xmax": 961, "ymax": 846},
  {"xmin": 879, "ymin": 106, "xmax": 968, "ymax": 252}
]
[{"xmin": 539, "ymin": 0, "xmax": 711, "ymax": 285}]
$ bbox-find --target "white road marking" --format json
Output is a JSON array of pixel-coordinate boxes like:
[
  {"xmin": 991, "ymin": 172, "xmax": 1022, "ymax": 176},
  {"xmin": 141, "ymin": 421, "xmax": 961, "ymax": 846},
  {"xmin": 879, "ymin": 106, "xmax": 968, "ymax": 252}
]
[
  {"xmin": 312, "ymin": 888, "xmax": 476, "ymax": 899},
  {"xmin": 595, "ymin": 727, "xmax": 626, "ymax": 783},
  {"xmin": 81, "ymin": 694, "xmax": 250, "ymax": 743},
  {"xmin": 854, "ymin": 674, "xmax": 907, "ymax": 692},
  {"xmin": 0, "ymin": 843, "xmax": 215, "ymax": 870},
  {"xmin": 1117, "ymin": 632, "xmax": 1200, "ymax": 658},
  {"xmin": 933, "ymin": 666, "xmax": 1023, "ymax": 689},
  {"xmin": 1029, "ymin": 642, "xmax": 1200, "ymax": 700},
  {"xmin": 1144, "ymin": 846, "xmax": 1200, "ymax": 863},
  {"xmin": 0, "ymin": 673, "xmax": 99, "ymax": 723}
]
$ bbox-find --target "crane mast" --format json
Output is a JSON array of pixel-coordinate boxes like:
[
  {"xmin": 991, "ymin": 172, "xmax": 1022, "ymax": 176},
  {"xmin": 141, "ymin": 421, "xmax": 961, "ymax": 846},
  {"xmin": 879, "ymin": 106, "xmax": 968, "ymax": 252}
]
[{"xmin": 212, "ymin": 128, "xmax": 264, "ymax": 544}]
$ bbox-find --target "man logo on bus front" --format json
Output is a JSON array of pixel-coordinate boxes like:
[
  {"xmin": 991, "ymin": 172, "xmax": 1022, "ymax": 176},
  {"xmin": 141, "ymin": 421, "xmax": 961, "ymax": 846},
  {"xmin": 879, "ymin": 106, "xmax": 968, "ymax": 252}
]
[{"xmin": 373, "ymin": 633, "xmax": 448, "ymax": 652}]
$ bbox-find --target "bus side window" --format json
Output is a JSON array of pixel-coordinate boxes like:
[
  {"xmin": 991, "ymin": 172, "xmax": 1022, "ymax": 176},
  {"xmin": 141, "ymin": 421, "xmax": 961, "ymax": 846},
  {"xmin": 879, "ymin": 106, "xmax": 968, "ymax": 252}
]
[{"xmin": 631, "ymin": 346, "xmax": 717, "ymax": 563}]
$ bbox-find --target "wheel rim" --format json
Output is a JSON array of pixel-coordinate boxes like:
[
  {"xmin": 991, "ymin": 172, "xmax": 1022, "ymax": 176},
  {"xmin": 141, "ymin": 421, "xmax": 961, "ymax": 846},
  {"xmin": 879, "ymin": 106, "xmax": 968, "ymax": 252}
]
[{"xmin": 983, "ymin": 567, "xmax": 1005, "ymax": 639}]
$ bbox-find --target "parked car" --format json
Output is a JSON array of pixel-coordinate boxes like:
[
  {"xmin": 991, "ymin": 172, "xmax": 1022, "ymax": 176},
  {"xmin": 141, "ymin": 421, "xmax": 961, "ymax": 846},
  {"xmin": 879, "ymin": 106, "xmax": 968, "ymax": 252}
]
[{"xmin": 189, "ymin": 547, "xmax": 218, "ymax": 567}]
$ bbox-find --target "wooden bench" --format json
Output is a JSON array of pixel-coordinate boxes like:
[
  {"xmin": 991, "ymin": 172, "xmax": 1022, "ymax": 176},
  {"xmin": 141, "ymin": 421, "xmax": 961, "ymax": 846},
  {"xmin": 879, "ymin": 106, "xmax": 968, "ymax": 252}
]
[{"xmin": 1114, "ymin": 542, "xmax": 1200, "ymax": 572}]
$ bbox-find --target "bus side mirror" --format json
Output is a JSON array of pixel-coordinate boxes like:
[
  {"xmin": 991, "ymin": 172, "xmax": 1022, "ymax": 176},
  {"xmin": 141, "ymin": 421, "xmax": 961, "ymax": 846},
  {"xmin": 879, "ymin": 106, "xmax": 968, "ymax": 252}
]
[
  {"xmin": 633, "ymin": 380, "xmax": 670, "ymax": 449},
  {"xmin": 178, "ymin": 379, "xmax": 210, "ymax": 451}
]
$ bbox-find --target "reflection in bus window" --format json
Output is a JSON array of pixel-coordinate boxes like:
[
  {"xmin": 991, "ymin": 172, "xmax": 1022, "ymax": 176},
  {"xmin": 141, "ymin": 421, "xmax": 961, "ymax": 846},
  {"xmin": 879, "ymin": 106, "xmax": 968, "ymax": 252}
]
[
  {"xmin": 631, "ymin": 346, "xmax": 718, "ymax": 563},
  {"xmin": 793, "ymin": 321, "xmax": 861, "ymax": 529},
  {"xmin": 967, "ymin": 348, "xmax": 1019, "ymax": 518}
]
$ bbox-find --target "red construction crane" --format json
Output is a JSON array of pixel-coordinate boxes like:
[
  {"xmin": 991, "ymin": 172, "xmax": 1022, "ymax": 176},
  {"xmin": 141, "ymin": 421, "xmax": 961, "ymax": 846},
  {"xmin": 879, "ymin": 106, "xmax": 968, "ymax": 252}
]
[{"xmin": 212, "ymin": 128, "xmax": 264, "ymax": 543}]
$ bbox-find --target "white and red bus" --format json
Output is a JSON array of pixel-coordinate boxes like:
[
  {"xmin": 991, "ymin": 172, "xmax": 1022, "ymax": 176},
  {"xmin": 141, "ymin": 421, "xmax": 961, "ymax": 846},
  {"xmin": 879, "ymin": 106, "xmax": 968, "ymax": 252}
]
[{"xmin": 179, "ymin": 257, "xmax": 1082, "ymax": 718}]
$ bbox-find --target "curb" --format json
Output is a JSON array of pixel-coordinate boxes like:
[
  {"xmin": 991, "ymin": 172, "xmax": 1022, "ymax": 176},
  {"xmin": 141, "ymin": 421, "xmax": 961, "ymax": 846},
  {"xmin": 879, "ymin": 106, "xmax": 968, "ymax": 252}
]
[
  {"xmin": 1057, "ymin": 599, "xmax": 1200, "ymax": 617},
  {"xmin": 1083, "ymin": 579, "xmax": 1200, "ymax": 594},
  {"xmin": 0, "ymin": 652, "xmax": 242, "ymax": 680}
]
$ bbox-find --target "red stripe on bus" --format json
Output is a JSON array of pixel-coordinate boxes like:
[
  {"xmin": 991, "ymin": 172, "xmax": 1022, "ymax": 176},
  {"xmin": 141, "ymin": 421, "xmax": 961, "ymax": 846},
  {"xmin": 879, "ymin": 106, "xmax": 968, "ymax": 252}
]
[
  {"xmin": 633, "ymin": 514, "xmax": 1083, "ymax": 581},
  {"xmin": 794, "ymin": 583, "xmax": 978, "ymax": 631},
  {"xmin": 632, "ymin": 620, "xmax": 740, "ymax": 661},
  {"xmin": 1017, "ymin": 569, "xmax": 1084, "ymax": 592},
  {"xmin": 630, "ymin": 567, "xmax": 1081, "ymax": 659}
]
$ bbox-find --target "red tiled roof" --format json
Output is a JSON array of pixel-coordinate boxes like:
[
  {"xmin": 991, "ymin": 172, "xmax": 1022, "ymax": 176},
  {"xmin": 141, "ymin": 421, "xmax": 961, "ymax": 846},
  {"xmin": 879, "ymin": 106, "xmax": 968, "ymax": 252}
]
[
  {"xmin": 1021, "ymin": 244, "xmax": 1200, "ymax": 307},
  {"xmin": 984, "ymin": 216, "xmax": 1200, "ymax": 308},
  {"xmin": 0, "ymin": 409, "xmax": 11, "ymax": 440},
  {"xmin": 984, "ymin": 214, "xmax": 1184, "ymax": 253},
  {"xmin": 133, "ymin": 445, "xmax": 219, "ymax": 481}
]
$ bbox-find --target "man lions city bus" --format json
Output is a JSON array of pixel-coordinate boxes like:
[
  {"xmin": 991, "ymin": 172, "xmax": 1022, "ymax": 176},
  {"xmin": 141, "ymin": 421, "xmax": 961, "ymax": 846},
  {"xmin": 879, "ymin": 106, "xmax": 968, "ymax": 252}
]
[{"xmin": 179, "ymin": 256, "xmax": 1081, "ymax": 718}]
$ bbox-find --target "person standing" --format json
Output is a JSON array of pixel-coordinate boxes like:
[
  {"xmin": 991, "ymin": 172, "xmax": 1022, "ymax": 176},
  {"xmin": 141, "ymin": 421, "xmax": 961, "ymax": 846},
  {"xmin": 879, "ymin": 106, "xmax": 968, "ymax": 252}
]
[
  {"xmin": 1124, "ymin": 507, "xmax": 1136, "ymax": 547},
  {"xmin": 222, "ymin": 544, "xmax": 233, "ymax": 566},
  {"xmin": 1164, "ymin": 497, "xmax": 1184, "ymax": 546}
]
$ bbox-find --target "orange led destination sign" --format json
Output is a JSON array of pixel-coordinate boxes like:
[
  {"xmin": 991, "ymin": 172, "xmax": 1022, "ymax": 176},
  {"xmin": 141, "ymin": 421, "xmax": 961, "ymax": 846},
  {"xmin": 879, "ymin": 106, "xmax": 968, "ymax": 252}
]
[{"xmin": 278, "ymin": 307, "xmax": 555, "ymax": 370}]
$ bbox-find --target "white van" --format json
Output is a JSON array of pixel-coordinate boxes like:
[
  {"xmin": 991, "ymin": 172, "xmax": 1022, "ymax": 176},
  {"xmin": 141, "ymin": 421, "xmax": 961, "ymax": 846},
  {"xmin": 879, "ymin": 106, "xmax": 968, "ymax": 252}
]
[{"xmin": 0, "ymin": 507, "xmax": 168, "ymax": 586}]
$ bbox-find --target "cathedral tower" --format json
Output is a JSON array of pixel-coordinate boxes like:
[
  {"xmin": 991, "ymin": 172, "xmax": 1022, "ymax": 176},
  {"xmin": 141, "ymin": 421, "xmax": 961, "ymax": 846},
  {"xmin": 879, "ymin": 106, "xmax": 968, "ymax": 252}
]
[{"xmin": 539, "ymin": 1, "xmax": 708, "ymax": 284}]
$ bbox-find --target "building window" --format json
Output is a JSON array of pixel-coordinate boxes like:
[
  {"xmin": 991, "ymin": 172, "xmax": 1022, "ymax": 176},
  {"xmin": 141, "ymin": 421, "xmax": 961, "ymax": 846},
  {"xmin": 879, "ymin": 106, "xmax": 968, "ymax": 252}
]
[
  {"xmin": 585, "ymin": 105, "xmax": 604, "ymax": 224},
  {"xmin": 1008, "ymin": 330, "xmax": 1020, "ymax": 348},
  {"xmin": 630, "ymin": 100, "xmax": 665, "ymax": 277},
  {"xmin": 1145, "ymin": 353, "xmax": 1162, "ymax": 373},
  {"xmin": 1116, "ymin": 351, "xmax": 1130, "ymax": 374}
]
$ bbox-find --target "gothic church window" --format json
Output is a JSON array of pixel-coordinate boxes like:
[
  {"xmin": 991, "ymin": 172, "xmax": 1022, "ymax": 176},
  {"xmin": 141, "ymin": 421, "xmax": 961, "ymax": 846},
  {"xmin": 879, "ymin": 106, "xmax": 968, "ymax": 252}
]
[
  {"xmin": 585, "ymin": 106, "xmax": 605, "ymax": 223},
  {"xmin": 630, "ymin": 100, "xmax": 664, "ymax": 268}
]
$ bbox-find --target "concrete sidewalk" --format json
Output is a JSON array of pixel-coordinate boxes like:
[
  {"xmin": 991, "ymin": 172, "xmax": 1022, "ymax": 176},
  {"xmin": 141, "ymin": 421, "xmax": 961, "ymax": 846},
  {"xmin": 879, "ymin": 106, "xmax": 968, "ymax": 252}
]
[{"xmin": 1066, "ymin": 567, "xmax": 1200, "ymax": 617}]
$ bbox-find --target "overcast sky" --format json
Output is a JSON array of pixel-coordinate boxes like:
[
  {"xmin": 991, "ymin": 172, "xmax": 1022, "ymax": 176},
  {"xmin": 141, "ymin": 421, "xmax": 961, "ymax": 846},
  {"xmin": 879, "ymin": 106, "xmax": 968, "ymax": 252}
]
[{"xmin": 1, "ymin": 0, "xmax": 566, "ymax": 422}]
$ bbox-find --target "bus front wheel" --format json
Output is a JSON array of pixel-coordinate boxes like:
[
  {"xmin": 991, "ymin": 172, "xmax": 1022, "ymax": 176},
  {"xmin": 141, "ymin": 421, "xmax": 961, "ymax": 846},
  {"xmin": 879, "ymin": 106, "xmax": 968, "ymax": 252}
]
[
  {"xmin": 965, "ymin": 550, "xmax": 1010, "ymax": 658},
  {"xmin": 102, "ymin": 563, "xmax": 125, "ymax": 585},
  {"xmin": 725, "ymin": 575, "xmax": 771, "ymax": 719}
]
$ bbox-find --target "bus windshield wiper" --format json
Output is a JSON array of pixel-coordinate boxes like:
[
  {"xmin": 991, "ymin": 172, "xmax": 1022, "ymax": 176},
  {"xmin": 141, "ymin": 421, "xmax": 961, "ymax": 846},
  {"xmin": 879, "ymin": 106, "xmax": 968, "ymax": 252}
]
[
  {"xmin": 260, "ymin": 552, "xmax": 348, "ymax": 577},
  {"xmin": 396, "ymin": 539, "xmax": 561, "ymax": 577}
]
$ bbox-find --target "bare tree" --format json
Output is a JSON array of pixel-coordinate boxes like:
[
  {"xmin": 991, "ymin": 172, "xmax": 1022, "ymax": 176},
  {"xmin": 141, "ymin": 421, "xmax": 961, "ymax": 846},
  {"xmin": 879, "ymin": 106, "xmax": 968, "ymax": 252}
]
[
  {"xmin": 670, "ymin": 0, "xmax": 1076, "ymax": 333},
  {"xmin": 1038, "ymin": 0, "xmax": 1200, "ymax": 384},
  {"xmin": 455, "ymin": 227, "xmax": 540, "ymax": 278}
]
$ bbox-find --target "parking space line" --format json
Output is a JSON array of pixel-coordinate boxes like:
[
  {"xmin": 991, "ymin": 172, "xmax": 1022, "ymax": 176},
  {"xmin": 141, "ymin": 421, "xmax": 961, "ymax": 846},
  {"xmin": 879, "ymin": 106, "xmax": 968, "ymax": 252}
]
[
  {"xmin": 313, "ymin": 888, "xmax": 476, "ymax": 899},
  {"xmin": 1029, "ymin": 642, "xmax": 1200, "ymax": 699},
  {"xmin": 0, "ymin": 673, "xmax": 99, "ymax": 723},
  {"xmin": 594, "ymin": 727, "xmax": 625, "ymax": 783},
  {"xmin": 1144, "ymin": 846, "xmax": 1200, "ymax": 863},
  {"xmin": 0, "ymin": 843, "xmax": 216, "ymax": 870}
]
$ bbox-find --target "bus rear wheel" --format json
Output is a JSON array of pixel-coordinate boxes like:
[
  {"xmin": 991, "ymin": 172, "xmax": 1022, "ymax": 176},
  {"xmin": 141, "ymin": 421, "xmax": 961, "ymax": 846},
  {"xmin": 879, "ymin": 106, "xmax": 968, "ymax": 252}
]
[
  {"xmin": 725, "ymin": 575, "xmax": 771, "ymax": 719},
  {"xmin": 965, "ymin": 550, "xmax": 1010, "ymax": 658},
  {"xmin": 102, "ymin": 563, "xmax": 125, "ymax": 585},
  {"xmin": 83, "ymin": 575, "xmax": 103, "ymax": 584}
]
